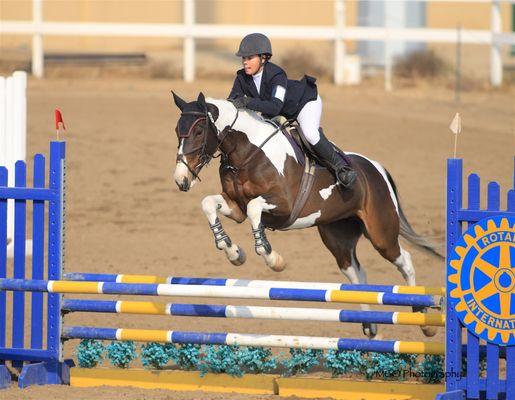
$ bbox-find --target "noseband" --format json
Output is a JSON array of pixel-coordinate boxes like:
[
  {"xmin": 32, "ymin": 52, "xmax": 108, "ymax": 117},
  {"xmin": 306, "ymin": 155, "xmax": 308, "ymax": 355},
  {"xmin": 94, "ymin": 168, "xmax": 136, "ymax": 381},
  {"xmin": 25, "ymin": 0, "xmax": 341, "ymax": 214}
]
[{"xmin": 177, "ymin": 108, "xmax": 239, "ymax": 181}]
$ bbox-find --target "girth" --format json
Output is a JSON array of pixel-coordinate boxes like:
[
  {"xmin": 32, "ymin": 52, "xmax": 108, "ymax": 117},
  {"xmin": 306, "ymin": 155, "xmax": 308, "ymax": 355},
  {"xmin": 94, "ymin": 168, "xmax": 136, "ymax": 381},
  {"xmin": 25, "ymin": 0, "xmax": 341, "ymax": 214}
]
[
  {"xmin": 276, "ymin": 155, "xmax": 316, "ymax": 230},
  {"xmin": 223, "ymin": 123, "xmax": 317, "ymax": 230}
]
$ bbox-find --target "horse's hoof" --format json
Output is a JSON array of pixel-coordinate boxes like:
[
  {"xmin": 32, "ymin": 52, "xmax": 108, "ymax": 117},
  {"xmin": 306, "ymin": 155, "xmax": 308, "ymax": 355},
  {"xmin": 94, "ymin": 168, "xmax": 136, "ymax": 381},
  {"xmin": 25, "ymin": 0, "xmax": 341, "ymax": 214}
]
[
  {"xmin": 266, "ymin": 251, "xmax": 286, "ymax": 272},
  {"xmin": 362, "ymin": 322, "xmax": 378, "ymax": 339},
  {"xmin": 229, "ymin": 246, "xmax": 246, "ymax": 266},
  {"xmin": 421, "ymin": 325, "xmax": 438, "ymax": 337}
]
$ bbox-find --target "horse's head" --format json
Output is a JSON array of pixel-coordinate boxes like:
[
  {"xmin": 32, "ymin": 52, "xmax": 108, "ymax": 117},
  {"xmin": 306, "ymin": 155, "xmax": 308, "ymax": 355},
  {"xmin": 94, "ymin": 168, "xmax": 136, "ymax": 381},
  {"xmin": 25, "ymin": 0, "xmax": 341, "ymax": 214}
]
[{"xmin": 171, "ymin": 92, "xmax": 220, "ymax": 192}]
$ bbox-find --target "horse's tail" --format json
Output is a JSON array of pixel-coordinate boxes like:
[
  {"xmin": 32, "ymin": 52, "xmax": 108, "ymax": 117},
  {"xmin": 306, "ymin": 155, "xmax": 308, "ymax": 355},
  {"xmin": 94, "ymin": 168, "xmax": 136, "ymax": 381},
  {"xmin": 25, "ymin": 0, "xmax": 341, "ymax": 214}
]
[{"xmin": 384, "ymin": 169, "xmax": 445, "ymax": 259}]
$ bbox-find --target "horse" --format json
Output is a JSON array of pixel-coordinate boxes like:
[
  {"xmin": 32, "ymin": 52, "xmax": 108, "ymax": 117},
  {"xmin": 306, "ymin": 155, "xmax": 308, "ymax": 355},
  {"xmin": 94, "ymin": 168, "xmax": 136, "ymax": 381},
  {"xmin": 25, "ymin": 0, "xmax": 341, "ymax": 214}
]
[{"xmin": 171, "ymin": 92, "xmax": 442, "ymax": 338}]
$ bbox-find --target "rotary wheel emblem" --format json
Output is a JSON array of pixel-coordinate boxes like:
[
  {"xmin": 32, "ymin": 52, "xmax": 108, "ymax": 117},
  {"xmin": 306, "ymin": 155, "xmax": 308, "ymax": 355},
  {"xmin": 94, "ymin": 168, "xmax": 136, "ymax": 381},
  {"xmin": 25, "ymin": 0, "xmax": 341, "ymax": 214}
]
[{"xmin": 448, "ymin": 216, "xmax": 514, "ymax": 345}]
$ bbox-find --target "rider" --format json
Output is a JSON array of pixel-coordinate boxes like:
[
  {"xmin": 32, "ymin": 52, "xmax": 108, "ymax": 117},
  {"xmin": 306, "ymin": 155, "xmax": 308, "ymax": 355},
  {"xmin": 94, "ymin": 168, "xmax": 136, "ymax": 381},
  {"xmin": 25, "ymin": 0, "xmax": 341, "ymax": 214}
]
[{"xmin": 228, "ymin": 33, "xmax": 357, "ymax": 188}]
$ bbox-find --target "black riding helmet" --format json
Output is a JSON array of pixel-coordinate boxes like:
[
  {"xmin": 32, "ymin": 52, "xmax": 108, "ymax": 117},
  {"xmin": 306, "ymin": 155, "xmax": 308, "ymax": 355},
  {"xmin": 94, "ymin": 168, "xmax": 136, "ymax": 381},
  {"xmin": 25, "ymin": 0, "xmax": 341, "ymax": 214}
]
[{"xmin": 236, "ymin": 33, "xmax": 272, "ymax": 57}]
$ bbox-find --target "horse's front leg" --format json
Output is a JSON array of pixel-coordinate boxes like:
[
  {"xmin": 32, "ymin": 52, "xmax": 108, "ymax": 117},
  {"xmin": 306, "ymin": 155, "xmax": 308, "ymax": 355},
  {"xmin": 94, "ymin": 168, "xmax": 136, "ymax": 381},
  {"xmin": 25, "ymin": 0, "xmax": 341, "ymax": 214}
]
[
  {"xmin": 201, "ymin": 193, "xmax": 247, "ymax": 266},
  {"xmin": 246, "ymin": 196, "xmax": 286, "ymax": 272}
]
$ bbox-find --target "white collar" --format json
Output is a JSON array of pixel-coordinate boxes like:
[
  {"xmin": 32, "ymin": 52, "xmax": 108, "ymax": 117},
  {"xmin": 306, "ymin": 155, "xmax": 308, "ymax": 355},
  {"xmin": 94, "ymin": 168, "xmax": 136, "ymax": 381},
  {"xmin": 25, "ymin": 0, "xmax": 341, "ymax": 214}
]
[{"xmin": 253, "ymin": 69, "xmax": 263, "ymax": 79}]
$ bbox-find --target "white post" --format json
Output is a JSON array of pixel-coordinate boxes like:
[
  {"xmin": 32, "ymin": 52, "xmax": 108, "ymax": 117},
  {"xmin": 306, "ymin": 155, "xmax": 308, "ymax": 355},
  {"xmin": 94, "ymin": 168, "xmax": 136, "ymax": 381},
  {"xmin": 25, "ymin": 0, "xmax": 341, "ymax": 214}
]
[
  {"xmin": 5, "ymin": 77, "xmax": 14, "ymax": 178},
  {"xmin": 334, "ymin": 0, "xmax": 346, "ymax": 86},
  {"xmin": 32, "ymin": 0, "xmax": 44, "ymax": 78},
  {"xmin": 384, "ymin": 4, "xmax": 392, "ymax": 92},
  {"xmin": 183, "ymin": 0, "xmax": 195, "ymax": 83},
  {"xmin": 0, "ymin": 72, "xmax": 29, "ymax": 257},
  {"xmin": 0, "ymin": 78, "xmax": 6, "ymax": 169},
  {"xmin": 12, "ymin": 72, "xmax": 27, "ymax": 164},
  {"xmin": 490, "ymin": 0, "xmax": 502, "ymax": 87}
]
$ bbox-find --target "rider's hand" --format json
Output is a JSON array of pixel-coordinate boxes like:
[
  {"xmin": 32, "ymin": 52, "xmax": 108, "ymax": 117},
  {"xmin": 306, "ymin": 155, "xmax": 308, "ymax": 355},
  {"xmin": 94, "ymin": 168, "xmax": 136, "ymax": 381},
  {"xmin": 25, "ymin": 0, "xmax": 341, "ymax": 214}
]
[{"xmin": 229, "ymin": 96, "xmax": 250, "ymax": 109}]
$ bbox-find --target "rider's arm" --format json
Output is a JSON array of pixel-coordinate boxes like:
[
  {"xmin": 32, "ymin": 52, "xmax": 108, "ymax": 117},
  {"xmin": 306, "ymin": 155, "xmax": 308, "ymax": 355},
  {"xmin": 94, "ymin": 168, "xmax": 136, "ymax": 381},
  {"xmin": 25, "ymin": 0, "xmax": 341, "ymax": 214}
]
[
  {"xmin": 246, "ymin": 72, "xmax": 287, "ymax": 117},
  {"xmin": 228, "ymin": 76, "xmax": 245, "ymax": 99}
]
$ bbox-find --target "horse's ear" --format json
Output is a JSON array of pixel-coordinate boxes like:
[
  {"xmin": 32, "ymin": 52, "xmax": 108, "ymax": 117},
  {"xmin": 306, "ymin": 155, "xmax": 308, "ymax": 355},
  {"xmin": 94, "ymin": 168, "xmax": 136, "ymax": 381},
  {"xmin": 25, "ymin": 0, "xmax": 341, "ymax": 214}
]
[
  {"xmin": 197, "ymin": 92, "xmax": 206, "ymax": 109},
  {"xmin": 171, "ymin": 91, "xmax": 187, "ymax": 111},
  {"xmin": 206, "ymin": 103, "xmax": 219, "ymax": 121}
]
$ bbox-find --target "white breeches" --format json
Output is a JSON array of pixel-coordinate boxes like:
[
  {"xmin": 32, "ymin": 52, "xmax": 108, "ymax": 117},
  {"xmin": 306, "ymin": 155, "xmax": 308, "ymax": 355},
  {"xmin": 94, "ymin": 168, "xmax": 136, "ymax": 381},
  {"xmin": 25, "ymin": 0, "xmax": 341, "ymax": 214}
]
[{"xmin": 296, "ymin": 95, "xmax": 322, "ymax": 145}]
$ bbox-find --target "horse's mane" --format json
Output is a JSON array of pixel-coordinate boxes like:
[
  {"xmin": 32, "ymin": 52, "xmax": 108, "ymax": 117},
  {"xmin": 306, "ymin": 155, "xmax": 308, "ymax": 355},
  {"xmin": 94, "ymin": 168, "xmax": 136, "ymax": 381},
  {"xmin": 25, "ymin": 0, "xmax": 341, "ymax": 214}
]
[
  {"xmin": 205, "ymin": 98, "xmax": 298, "ymax": 170},
  {"xmin": 206, "ymin": 98, "xmax": 277, "ymax": 135}
]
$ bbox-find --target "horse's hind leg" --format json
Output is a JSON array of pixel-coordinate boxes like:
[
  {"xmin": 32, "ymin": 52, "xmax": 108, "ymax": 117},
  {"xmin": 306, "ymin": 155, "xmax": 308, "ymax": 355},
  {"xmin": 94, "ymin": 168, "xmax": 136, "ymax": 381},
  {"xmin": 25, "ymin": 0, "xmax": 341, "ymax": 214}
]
[
  {"xmin": 360, "ymin": 210, "xmax": 438, "ymax": 337},
  {"xmin": 392, "ymin": 246, "xmax": 438, "ymax": 337},
  {"xmin": 317, "ymin": 218, "xmax": 378, "ymax": 338},
  {"xmin": 201, "ymin": 193, "xmax": 247, "ymax": 266}
]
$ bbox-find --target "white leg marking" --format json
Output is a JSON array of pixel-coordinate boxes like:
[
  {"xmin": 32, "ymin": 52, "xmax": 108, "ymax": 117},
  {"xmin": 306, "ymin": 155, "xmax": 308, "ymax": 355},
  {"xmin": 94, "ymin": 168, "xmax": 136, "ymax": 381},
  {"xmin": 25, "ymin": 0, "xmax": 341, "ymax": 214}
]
[
  {"xmin": 201, "ymin": 195, "xmax": 240, "ymax": 262},
  {"xmin": 393, "ymin": 246, "xmax": 416, "ymax": 286},
  {"xmin": 201, "ymin": 195, "xmax": 232, "ymax": 224},
  {"xmin": 393, "ymin": 245, "xmax": 437, "ymax": 337},
  {"xmin": 247, "ymin": 196, "xmax": 277, "ymax": 230},
  {"xmin": 247, "ymin": 197, "xmax": 284, "ymax": 269},
  {"xmin": 341, "ymin": 255, "xmax": 372, "ymax": 313}
]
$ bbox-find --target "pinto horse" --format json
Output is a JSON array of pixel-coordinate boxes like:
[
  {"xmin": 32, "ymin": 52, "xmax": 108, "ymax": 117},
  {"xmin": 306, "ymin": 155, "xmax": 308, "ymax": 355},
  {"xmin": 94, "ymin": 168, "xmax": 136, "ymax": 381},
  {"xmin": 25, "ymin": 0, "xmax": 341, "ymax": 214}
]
[{"xmin": 171, "ymin": 92, "xmax": 442, "ymax": 338}]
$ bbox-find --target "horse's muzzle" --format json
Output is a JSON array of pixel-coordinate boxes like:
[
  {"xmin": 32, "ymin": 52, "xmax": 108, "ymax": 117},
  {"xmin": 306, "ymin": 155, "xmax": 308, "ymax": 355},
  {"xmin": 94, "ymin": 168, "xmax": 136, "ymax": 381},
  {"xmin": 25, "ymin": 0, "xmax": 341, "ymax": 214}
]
[
  {"xmin": 173, "ymin": 161, "xmax": 192, "ymax": 192},
  {"xmin": 176, "ymin": 176, "xmax": 190, "ymax": 192}
]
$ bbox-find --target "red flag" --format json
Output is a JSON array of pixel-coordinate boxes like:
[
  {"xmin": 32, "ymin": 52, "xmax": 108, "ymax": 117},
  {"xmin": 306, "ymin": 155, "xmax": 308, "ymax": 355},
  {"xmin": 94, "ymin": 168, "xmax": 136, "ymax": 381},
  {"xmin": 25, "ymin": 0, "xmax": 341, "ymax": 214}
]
[{"xmin": 55, "ymin": 109, "xmax": 66, "ymax": 130}]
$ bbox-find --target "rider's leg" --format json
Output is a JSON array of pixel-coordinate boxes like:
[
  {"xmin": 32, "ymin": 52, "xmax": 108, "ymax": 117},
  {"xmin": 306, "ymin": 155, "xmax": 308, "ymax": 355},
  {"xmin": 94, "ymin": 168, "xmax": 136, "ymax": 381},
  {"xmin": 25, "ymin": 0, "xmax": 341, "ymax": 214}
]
[
  {"xmin": 297, "ymin": 96, "xmax": 356, "ymax": 188},
  {"xmin": 296, "ymin": 95, "xmax": 322, "ymax": 144}
]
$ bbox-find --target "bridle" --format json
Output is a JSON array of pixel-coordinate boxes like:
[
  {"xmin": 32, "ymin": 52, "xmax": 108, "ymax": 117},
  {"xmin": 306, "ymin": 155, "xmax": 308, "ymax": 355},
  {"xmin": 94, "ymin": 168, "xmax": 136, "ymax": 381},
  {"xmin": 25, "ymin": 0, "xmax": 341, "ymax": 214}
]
[
  {"xmin": 177, "ymin": 101, "xmax": 297, "ymax": 215},
  {"xmin": 177, "ymin": 107, "xmax": 239, "ymax": 181}
]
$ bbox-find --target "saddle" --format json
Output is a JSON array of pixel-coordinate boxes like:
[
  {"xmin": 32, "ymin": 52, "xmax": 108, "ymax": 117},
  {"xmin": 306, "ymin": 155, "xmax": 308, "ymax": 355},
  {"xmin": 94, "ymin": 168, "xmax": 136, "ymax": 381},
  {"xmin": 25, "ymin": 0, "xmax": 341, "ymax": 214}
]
[
  {"xmin": 264, "ymin": 116, "xmax": 352, "ymax": 230},
  {"xmin": 268, "ymin": 116, "xmax": 349, "ymax": 169},
  {"xmin": 266, "ymin": 117, "xmax": 310, "ymax": 167},
  {"xmin": 263, "ymin": 117, "xmax": 317, "ymax": 230}
]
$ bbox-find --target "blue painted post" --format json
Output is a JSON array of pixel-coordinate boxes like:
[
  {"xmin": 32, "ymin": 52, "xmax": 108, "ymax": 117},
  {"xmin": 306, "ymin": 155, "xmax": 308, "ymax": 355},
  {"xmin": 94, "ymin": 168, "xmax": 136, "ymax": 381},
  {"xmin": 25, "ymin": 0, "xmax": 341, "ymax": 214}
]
[
  {"xmin": 485, "ymin": 181, "xmax": 500, "ymax": 400},
  {"xmin": 0, "ymin": 166, "xmax": 9, "ymax": 388},
  {"xmin": 444, "ymin": 159, "xmax": 463, "ymax": 396},
  {"xmin": 12, "ymin": 161, "xmax": 27, "ymax": 370},
  {"xmin": 465, "ymin": 174, "xmax": 480, "ymax": 399},
  {"xmin": 507, "ymin": 346, "xmax": 515, "ymax": 400},
  {"xmin": 31, "ymin": 155, "xmax": 46, "ymax": 350},
  {"xmin": 45, "ymin": 141, "xmax": 66, "ymax": 385}
]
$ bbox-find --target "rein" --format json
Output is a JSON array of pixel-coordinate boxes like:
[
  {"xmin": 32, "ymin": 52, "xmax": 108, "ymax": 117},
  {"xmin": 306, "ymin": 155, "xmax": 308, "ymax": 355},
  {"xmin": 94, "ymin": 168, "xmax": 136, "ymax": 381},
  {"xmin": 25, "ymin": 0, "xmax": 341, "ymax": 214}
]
[
  {"xmin": 233, "ymin": 119, "xmax": 293, "ymax": 172},
  {"xmin": 177, "ymin": 108, "xmax": 239, "ymax": 181}
]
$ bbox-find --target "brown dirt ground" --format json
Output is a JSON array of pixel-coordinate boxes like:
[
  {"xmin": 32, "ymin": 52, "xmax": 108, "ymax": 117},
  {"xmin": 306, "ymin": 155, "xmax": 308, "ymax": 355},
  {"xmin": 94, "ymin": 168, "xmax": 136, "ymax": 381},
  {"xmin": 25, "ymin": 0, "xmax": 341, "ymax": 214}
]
[{"xmin": 2, "ymin": 77, "xmax": 514, "ymax": 399}]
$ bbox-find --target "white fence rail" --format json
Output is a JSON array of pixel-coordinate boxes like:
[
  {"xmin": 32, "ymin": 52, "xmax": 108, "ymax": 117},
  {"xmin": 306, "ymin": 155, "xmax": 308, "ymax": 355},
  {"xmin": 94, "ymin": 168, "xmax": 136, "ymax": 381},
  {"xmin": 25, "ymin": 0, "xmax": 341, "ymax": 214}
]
[{"xmin": 1, "ymin": 0, "xmax": 514, "ymax": 86}]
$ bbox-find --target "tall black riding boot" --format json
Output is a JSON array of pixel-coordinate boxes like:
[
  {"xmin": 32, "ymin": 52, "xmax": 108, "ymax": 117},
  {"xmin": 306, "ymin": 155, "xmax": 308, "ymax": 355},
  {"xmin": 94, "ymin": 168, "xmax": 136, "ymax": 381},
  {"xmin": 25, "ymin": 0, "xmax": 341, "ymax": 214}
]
[{"xmin": 312, "ymin": 129, "xmax": 357, "ymax": 188}]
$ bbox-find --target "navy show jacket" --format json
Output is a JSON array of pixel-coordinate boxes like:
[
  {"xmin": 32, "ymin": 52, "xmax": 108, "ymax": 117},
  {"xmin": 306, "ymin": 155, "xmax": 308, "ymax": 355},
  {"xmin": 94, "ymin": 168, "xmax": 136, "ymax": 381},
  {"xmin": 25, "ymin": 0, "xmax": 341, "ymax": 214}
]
[{"xmin": 228, "ymin": 61, "xmax": 318, "ymax": 120}]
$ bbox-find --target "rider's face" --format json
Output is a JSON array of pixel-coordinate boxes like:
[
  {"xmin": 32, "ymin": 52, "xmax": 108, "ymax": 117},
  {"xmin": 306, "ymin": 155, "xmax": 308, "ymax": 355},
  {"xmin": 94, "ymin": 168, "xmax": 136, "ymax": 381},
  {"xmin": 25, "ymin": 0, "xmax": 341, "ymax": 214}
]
[{"xmin": 242, "ymin": 55, "xmax": 263, "ymax": 75}]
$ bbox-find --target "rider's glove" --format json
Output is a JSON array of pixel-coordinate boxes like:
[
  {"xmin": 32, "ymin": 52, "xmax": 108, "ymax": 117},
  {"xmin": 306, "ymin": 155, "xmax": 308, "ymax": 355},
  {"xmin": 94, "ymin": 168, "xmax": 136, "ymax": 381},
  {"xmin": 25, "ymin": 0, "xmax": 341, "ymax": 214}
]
[{"xmin": 228, "ymin": 96, "xmax": 250, "ymax": 109}]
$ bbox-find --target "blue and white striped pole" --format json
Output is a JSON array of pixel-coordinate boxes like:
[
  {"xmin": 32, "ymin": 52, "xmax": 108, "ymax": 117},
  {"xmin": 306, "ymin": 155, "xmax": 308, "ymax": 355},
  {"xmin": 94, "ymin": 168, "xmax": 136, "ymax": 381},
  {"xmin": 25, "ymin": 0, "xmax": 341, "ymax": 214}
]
[
  {"xmin": 64, "ymin": 272, "xmax": 445, "ymax": 295},
  {"xmin": 62, "ymin": 325, "xmax": 445, "ymax": 355},
  {"xmin": 0, "ymin": 279, "xmax": 441, "ymax": 308},
  {"xmin": 62, "ymin": 299, "xmax": 445, "ymax": 326}
]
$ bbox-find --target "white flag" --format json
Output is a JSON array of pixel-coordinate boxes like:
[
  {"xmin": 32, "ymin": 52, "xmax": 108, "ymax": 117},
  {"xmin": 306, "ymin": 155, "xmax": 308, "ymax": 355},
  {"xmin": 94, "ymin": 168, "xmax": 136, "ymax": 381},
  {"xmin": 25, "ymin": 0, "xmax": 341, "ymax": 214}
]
[{"xmin": 449, "ymin": 112, "xmax": 462, "ymax": 135}]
